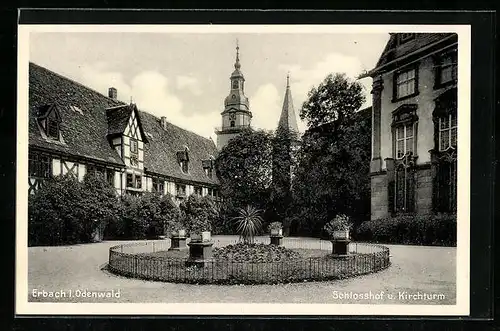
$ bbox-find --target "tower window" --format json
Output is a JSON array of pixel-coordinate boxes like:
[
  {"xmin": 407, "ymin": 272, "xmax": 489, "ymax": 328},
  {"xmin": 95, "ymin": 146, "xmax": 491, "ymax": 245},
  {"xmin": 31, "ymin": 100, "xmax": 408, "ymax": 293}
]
[
  {"xmin": 230, "ymin": 121, "xmax": 235, "ymax": 127},
  {"xmin": 232, "ymin": 80, "xmax": 239, "ymax": 89}
]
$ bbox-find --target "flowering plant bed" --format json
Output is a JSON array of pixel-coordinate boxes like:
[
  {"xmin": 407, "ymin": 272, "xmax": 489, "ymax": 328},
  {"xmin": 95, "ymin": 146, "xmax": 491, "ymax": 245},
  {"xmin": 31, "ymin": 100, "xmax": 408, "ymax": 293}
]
[{"xmin": 109, "ymin": 241, "xmax": 391, "ymax": 285}]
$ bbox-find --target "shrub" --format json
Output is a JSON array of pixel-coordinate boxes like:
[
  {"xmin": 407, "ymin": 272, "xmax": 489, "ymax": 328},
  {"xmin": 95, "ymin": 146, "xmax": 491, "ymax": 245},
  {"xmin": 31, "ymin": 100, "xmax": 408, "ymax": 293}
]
[
  {"xmin": 355, "ymin": 213, "xmax": 457, "ymax": 246},
  {"xmin": 120, "ymin": 194, "xmax": 149, "ymax": 239},
  {"xmin": 120, "ymin": 192, "xmax": 182, "ymax": 239},
  {"xmin": 180, "ymin": 194, "xmax": 217, "ymax": 234},
  {"xmin": 28, "ymin": 173, "xmax": 120, "ymax": 246},
  {"xmin": 160, "ymin": 193, "xmax": 183, "ymax": 235}
]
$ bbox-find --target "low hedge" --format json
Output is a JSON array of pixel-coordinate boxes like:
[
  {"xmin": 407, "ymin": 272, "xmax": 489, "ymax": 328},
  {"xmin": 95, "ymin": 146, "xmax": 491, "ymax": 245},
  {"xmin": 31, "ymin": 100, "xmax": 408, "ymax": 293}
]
[{"xmin": 355, "ymin": 213, "xmax": 457, "ymax": 246}]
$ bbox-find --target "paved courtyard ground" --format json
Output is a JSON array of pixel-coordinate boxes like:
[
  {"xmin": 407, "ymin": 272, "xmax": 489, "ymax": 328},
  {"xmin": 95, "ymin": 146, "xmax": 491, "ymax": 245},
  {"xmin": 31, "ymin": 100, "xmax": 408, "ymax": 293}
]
[{"xmin": 27, "ymin": 236, "xmax": 456, "ymax": 304}]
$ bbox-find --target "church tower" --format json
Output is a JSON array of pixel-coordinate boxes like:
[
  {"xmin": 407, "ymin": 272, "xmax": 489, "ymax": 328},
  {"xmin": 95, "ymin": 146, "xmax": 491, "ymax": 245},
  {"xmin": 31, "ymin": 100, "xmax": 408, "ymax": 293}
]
[
  {"xmin": 272, "ymin": 73, "xmax": 300, "ymax": 236},
  {"xmin": 215, "ymin": 41, "xmax": 252, "ymax": 150}
]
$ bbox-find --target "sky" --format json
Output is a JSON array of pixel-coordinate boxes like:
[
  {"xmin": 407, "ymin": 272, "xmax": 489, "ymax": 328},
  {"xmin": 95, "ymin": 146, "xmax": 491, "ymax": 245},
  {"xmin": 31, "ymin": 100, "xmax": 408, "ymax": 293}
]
[{"xmin": 29, "ymin": 31, "xmax": 390, "ymax": 141}]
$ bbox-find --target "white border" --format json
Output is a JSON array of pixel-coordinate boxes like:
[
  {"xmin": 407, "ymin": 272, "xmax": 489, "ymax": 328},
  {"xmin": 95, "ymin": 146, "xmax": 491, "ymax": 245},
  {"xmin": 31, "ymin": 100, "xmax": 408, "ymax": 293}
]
[{"xmin": 16, "ymin": 24, "xmax": 471, "ymax": 316}]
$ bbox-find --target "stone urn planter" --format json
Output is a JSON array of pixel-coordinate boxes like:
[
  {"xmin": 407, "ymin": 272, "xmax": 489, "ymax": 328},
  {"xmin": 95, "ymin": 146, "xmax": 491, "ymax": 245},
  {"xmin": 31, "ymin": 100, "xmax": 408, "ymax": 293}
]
[
  {"xmin": 187, "ymin": 231, "xmax": 214, "ymax": 267},
  {"xmin": 268, "ymin": 222, "xmax": 284, "ymax": 246},
  {"xmin": 323, "ymin": 215, "xmax": 353, "ymax": 258},
  {"xmin": 270, "ymin": 228, "xmax": 283, "ymax": 236},
  {"xmin": 332, "ymin": 229, "xmax": 350, "ymax": 240},
  {"xmin": 172, "ymin": 229, "xmax": 186, "ymax": 237},
  {"xmin": 169, "ymin": 229, "xmax": 188, "ymax": 251}
]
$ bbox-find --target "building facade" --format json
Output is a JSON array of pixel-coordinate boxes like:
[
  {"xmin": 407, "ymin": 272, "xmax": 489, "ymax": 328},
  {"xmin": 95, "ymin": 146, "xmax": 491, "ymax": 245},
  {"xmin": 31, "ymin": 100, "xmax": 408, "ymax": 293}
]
[
  {"xmin": 364, "ymin": 33, "xmax": 458, "ymax": 220},
  {"xmin": 215, "ymin": 43, "xmax": 253, "ymax": 150},
  {"xmin": 28, "ymin": 62, "xmax": 220, "ymax": 202}
]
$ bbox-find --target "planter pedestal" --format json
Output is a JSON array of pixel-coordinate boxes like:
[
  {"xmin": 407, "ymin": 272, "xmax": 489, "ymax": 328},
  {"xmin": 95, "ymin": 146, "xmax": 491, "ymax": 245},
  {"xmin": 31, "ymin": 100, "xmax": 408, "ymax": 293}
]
[
  {"xmin": 331, "ymin": 239, "xmax": 350, "ymax": 258},
  {"xmin": 186, "ymin": 241, "xmax": 214, "ymax": 267},
  {"xmin": 168, "ymin": 236, "xmax": 188, "ymax": 251},
  {"xmin": 270, "ymin": 235, "xmax": 283, "ymax": 246}
]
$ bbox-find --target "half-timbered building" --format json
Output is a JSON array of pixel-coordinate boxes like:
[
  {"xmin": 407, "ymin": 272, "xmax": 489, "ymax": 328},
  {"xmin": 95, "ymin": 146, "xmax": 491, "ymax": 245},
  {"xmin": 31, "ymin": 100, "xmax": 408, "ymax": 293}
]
[{"xmin": 28, "ymin": 62, "xmax": 220, "ymax": 202}]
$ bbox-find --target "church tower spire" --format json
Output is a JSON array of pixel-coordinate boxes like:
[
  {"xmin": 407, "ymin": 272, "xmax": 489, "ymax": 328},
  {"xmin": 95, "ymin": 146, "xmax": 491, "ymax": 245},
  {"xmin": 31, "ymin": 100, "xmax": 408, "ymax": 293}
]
[
  {"xmin": 215, "ymin": 40, "xmax": 253, "ymax": 150},
  {"xmin": 277, "ymin": 73, "xmax": 299, "ymax": 134}
]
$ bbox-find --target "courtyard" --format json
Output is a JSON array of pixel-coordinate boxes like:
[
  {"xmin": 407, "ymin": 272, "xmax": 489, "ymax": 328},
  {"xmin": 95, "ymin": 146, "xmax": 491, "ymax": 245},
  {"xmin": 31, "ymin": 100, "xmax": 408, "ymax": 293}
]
[{"xmin": 28, "ymin": 236, "xmax": 456, "ymax": 305}]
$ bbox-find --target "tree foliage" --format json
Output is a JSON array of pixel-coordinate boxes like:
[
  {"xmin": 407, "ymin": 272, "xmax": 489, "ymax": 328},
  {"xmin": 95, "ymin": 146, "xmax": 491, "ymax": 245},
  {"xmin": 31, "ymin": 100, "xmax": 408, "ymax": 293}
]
[
  {"xmin": 270, "ymin": 127, "xmax": 300, "ymax": 233},
  {"xmin": 120, "ymin": 192, "xmax": 182, "ymax": 239},
  {"xmin": 300, "ymin": 73, "xmax": 366, "ymax": 128},
  {"xmin": 28, "ymin": 173, "xmax": 120, "ymax": 246},
  {"xmin": 291, "ymin": 73, "xmax": 370, "ymax": 236},
  {"xmin": 179, "ymin": 194, "xmax": 218, "ymax": 234},
  {"xmin": 215, "ymin": 129, "xmax": 274, "ymax": 221}
]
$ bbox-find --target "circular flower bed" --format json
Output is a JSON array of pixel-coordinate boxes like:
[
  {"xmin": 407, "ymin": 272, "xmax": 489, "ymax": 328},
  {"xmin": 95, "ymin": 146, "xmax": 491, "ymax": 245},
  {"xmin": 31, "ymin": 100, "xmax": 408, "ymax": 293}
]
[
  {"xmin": 213, "ymin": 243, "xmax": 301, "ymax": 262},
  {"xmin": 108, "ymin": 240, "xmax": 391, "ymax": 285}
]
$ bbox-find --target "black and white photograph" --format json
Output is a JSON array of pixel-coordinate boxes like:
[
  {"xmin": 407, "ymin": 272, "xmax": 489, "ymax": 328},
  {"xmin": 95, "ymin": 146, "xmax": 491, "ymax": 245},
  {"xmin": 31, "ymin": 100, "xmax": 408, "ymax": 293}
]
[{"xmin": 16, "ymin": 24, "xmax": 470, "ymax": 315}]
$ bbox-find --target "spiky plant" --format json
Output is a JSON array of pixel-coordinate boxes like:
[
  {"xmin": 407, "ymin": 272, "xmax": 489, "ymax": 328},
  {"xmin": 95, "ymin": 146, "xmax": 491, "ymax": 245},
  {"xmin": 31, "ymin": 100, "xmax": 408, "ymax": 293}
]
[{"xmin": 233, "ymin": 205, "xmax": 264, "ymax": 244}]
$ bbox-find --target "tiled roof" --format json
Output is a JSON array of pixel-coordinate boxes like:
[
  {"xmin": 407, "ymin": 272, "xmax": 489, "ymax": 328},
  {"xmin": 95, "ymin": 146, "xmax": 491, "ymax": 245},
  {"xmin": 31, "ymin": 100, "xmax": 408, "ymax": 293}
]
[
  {"xmin": 141, "ymin": 112, "xmax": 219, "ymax": 185},
  {"xmin": 29, "ymin": 62, "xmax": 125, "ymax": 166},
  {"xmin": 29, "ymin": 62, "xmax": 219, "ymax": 185},
  {"xmin": 106, "ymin": 106, "xmax": 132, "ymax": 137},
  {"xmin": 277, "ymin": 79, "xmax": 299, "ymax": 134}
]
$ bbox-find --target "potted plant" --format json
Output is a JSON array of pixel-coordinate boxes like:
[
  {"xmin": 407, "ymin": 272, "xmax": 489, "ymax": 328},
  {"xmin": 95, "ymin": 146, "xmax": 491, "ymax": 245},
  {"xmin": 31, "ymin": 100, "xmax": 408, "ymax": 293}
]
[
  {"xmin": 171, "ymin": 224, "xmax": 186, "ymax": 238},
  {"xmin": 189, "ymin": 218, "xmax": 211, "ymax": 242},
  {"xmin": 323, "ymin": 214, "xmax": 352, "ymax": 240},
  {"xmin": 267, "ymin": 222, "xmax": 283, "ymax": 236},
  {"xmin": 233, "ymin": 205, "xmax": 263, "ymax": 244}
]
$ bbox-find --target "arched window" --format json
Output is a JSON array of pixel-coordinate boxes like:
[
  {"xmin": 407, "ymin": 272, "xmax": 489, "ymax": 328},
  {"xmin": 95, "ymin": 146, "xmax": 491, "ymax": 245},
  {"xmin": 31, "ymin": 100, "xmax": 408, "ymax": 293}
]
[
  {"xmin": 232, "ymin": 80, "xmax": 239, "ymax": 89},
  {"xmin": 431, "ymin": 87, "xmax": 457, "ymax": 213},
  {"xmin": 394, "ymin": 160, "xmax": 416, "ymax": 213},
  {"xmin": 389, "ymin": 104, "xmax": 418, "ymax": 214},
  {"xmin": 230, "ymin": 120, "xmax": 235, "ymax": 127}
]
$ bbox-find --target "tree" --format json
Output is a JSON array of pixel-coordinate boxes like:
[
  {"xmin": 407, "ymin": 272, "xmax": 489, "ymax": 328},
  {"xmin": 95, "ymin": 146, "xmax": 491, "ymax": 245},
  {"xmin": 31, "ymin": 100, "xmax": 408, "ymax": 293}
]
[
  {"xmin": 160, "ymin": 193, "xmax": 183, "ymax": 235},
  {"xmin": 179, "ymin": 194, "xmax": 218, "ymax": 234},
  {"xmin": 215, "ymin": 129, "xmax": 273, "ymax": 222},
  {"xmin": 81, "ymin": 172, "xmax": 121, "ymax": 242},
  {"xmin": 291, "ymin": 73, "xmax": 370, "ymax": 236},
  {"xmin": 300, "ymin": 73, "xmax": 365, "ymax": 128},
  {"xmin": 28, "ymin": 173, "xmax": 120, "ymax": 246},
  {"xmin": 270, "ymin": 127, "xmax": 299, "ymax": 234}
]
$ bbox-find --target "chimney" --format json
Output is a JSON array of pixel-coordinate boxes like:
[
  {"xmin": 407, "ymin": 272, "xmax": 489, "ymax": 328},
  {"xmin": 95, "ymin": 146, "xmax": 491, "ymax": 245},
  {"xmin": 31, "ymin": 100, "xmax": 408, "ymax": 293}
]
[
  {"xmin": 160, "ymin": 116, "xmax": 168, "ymax": 129},
  {"xmin": 108, "ymin": 87, "xmax": 117, "ymax": 99}
]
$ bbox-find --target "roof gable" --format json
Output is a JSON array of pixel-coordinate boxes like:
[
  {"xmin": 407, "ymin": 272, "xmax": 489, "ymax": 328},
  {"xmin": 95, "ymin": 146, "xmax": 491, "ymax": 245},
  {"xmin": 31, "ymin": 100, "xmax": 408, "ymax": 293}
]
[{"xmin": 369, "ymin": 33, "xmax": 457, "ymax": 75}]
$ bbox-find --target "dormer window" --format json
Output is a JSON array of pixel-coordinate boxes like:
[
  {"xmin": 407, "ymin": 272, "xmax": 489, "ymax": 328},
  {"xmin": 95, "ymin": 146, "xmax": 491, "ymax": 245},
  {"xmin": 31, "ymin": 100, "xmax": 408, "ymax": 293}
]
[
  {"xmin": 37, "ymin": 105, "xmax": 62, "ymax": 141},
  {"xmin": 202, "ymin": 158, "xmax": 215, "ymax": 178},
  {"xmin": 398, "ymin": 33, "xmax": 415, "ymax": 44},
  {"xmin": 47, "ymin": 118, "xmax": 59, "ymax": 139},
  {"xmin": 177, "ymin": 147, "xmax": 189, "ymax": 174}
]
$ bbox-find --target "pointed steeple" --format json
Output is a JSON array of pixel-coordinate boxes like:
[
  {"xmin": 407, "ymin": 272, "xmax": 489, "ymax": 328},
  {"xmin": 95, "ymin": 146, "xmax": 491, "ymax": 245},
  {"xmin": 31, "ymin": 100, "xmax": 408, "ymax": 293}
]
[
  {"xmin": 277, "ymin": 73, "xmax": 299, "ymax": 134},
  {"xmin": 234, "ymin": 39, "xmax": 241, "ymax": 70}
]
